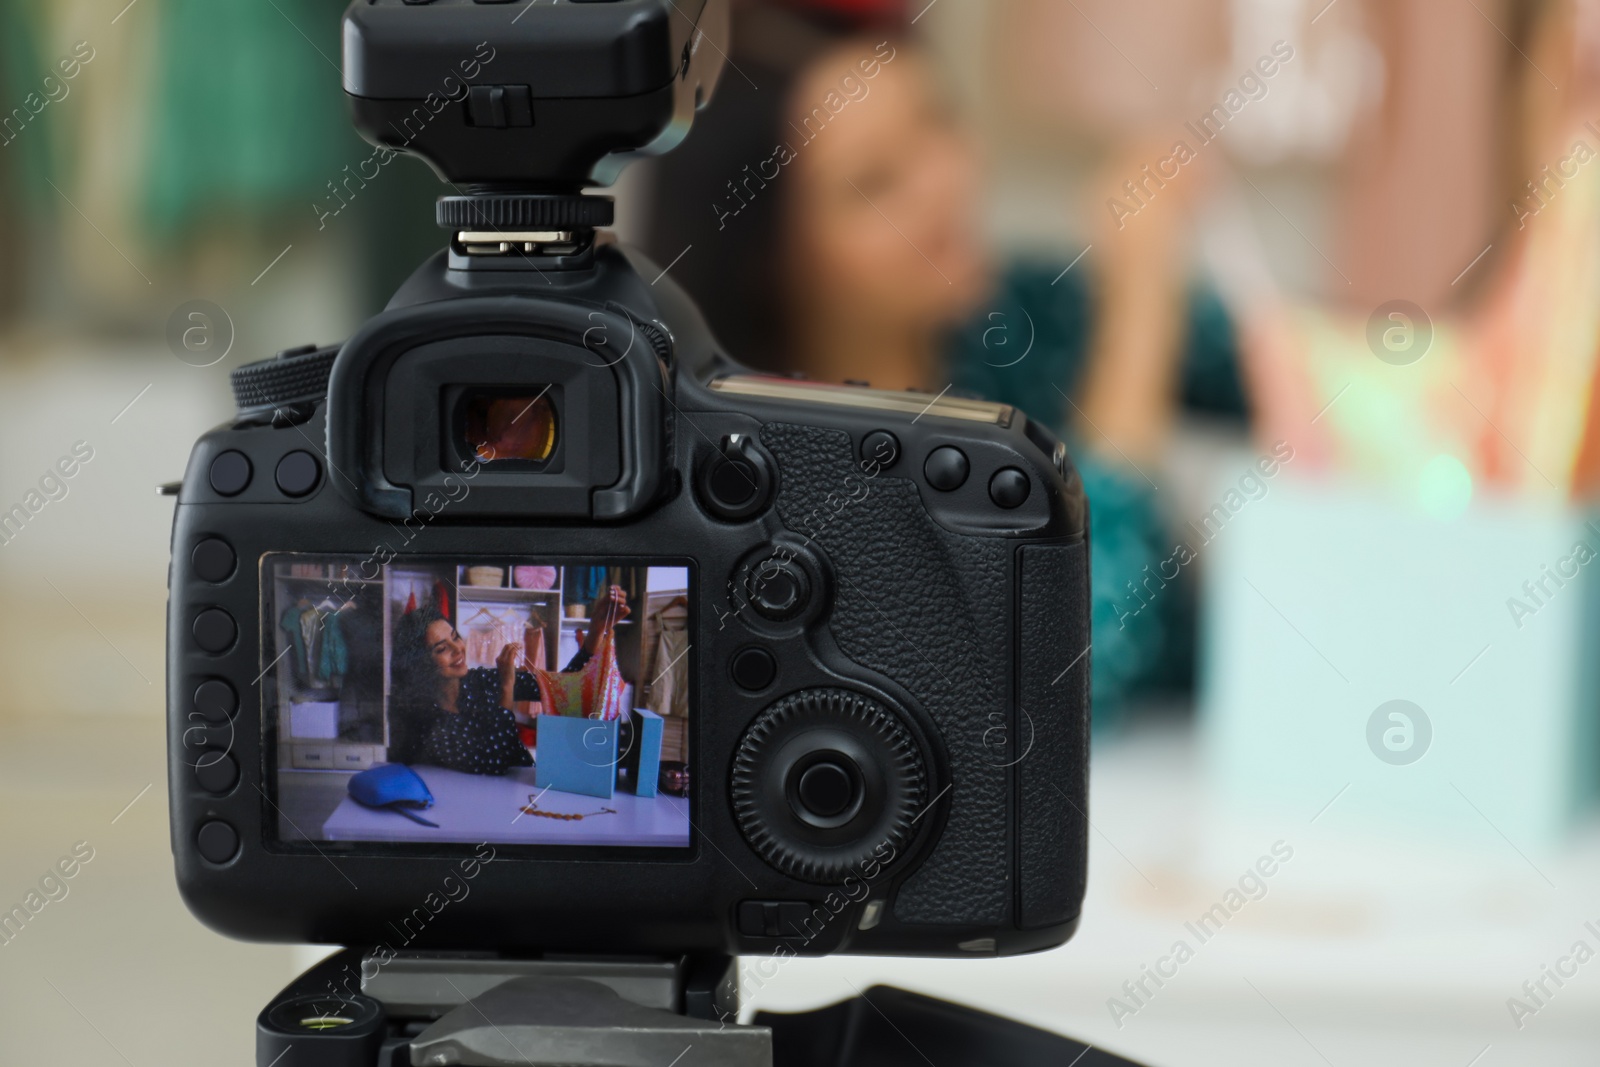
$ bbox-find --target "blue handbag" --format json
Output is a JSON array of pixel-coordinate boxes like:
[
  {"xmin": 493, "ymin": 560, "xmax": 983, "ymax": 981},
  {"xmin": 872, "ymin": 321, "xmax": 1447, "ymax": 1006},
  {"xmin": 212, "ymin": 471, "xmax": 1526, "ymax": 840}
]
[{"xmin": 348, "ymin": 763, "xmax": 439, "ymax": 827}]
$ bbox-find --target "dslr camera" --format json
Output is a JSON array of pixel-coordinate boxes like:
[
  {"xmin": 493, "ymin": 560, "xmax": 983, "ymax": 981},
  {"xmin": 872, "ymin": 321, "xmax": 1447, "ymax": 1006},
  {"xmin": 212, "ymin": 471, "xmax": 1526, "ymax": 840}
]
[{"xmin": 165, "ymin": 0, "xmax": 1090, "ymax": 1059}]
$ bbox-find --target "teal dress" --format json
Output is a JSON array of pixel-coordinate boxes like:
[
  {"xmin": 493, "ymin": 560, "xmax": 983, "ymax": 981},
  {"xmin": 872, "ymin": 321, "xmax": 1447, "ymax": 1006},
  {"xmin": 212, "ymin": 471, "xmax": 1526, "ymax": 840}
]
[{"xmin": 945, "ymin": 264, "xmax": 1245, "ymax": 723}]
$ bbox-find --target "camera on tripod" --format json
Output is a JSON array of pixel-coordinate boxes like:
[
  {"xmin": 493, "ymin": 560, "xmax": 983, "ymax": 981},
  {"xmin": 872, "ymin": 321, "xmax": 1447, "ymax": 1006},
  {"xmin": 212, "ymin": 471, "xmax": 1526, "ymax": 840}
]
[{"xmin": 164, "ymin": 1, "xmax": 1092, "ymax": 1062}]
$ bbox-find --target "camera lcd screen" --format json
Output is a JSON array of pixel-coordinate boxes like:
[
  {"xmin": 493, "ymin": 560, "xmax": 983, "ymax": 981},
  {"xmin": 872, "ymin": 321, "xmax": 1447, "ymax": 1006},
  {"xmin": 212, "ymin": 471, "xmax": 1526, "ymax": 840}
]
[{"xmin": 262, "ymin": 554, "xmax": 692, "ymax": 851}]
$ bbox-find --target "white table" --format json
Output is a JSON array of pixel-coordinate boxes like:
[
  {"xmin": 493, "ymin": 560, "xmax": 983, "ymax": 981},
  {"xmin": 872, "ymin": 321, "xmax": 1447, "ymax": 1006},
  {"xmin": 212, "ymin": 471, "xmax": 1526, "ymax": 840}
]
[
  {"xmin": 736, "ymin": 716, "xmax": 1600, "ymax": 1067},
  {"xmin": 322, "ymin": 764, "xmax": 691, "ymax": 847}
]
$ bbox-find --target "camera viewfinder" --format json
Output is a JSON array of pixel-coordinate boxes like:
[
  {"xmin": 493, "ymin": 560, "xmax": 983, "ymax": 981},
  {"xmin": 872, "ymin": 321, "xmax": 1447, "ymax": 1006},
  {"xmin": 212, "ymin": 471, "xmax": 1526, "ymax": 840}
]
[{"xmin": 460, "ymin": 388, "xmax": 558, "ymax": 466}]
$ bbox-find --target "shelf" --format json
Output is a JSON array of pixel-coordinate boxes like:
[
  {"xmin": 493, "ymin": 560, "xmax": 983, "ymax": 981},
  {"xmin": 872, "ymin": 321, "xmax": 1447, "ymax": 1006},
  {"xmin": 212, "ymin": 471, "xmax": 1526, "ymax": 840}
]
[{"xmin": 455, "ymin": 586, "xmax": 561, "ymax": 603}]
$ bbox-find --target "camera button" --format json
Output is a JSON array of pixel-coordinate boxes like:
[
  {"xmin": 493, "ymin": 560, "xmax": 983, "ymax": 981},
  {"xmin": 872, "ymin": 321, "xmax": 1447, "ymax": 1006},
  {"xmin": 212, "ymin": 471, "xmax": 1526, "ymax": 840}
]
[
  {"xmin": 193, "ymin": 608, "xmax": 237, "ymax": 654},
  {"xmin": 708, "ymin": 459, "xmax": 758, "ymax": 507},
  {"xmin": 797, "ymin": 760, "xmax": 856, "ymax": 819},
  {"xmin": 192, "ymin": 538, "xmax": 236, "ymax": 583},
  {"xmin": 209, "ymin": 450, "xmax": 252, "ymax": 496},
  {"xmin": 700, "ymin": 436, "xmax": 774, "ymax": 521},
  {"xmin": 195, "ymin": 752, "xmax": 239, "ymax": 795},
  {"xmin": 196, "ymin": 820, "xmax": 239, "ymax": 864},
  {"xmin": 860, "ymin": 430, "xmax": 900, "ymax": 470},
  {"xmin": 193, "ymin": 679, "xmax": 238, "ymax": 722},
  {"xmin": 730, "ymin": 646, "xmax": 777, "ymax": 691},
  {"xmin": 736, "ymin": 900, "xmax": 813, "ymax": 939},
  {"xmin": 748, "ymin": 561, "xmax": 808, "ymax": 620},
  {"xmin": 924, "ymin": 446, "xmax": 969, "ymax": 491},
  {"xmin": 275, "ymin": 450, "xmax": 322, "ymax": 497},
  {"xmin": 989, "ymin": 467, "xmax": 1031, "ymax": 509}
]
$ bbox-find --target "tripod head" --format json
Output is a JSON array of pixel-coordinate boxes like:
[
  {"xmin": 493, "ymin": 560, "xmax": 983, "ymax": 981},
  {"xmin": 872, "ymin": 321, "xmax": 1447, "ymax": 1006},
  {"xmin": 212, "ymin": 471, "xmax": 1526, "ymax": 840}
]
[{"xmin": 343, "ymin": 0, "xmax": 728, "ymax": 261}]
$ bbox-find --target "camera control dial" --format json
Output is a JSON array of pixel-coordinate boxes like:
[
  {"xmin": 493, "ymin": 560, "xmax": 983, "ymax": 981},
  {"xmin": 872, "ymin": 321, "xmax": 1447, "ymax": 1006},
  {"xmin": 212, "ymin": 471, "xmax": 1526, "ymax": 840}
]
[
  {"xmin": 229, "ymin": 344, "xmax": 340, "ymax": 424},
  {"xmin": 746, "ymin": 559, "xmax": 808, "ymax": 621},
  {"xmin": 731, "ymin": 688, "xmax": 927, "ymax": 883}
]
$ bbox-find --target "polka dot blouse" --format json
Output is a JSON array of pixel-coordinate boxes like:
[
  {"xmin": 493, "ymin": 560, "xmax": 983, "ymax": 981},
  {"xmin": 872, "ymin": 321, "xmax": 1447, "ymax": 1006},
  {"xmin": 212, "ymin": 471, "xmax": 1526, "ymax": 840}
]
[{"xmin": 411, "ymin": 667, "xmax": 533, "ymax": 775}]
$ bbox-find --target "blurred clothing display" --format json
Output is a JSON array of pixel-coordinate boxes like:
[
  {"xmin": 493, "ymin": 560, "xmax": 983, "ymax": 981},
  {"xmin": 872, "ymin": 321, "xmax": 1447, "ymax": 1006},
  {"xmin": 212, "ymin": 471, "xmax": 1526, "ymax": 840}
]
[
  {"xmin": 0, "ymin": 0, "xmax": 444, "ymax": 329},
  {"xmin": 139, "ymin": 0, "xmax": 349, "ymax": 239},
  {"xmin": 279, "ymin": 601, "xmax": 349, "ymax": 692},
  {"xmin": 461, "ymin": 605, "xmax": 529, "ymax": 669},
  {"xmin": 0, "ymin": 0, "xmax": 59, "ymax": 200},
  {"xmin": 1226, "ymin": 0, "xmax": 1600, "ymax": 507},
  {"xmin": 564, "ymin": 566, "xmax": 608, "ymax": 613},
  {"xmin": 643, "ymin": 598, "xmax": 690, "ymax": 720},
  {"xmin": 1473, "ymin": 129, "xmax": 1600, "ymax": 499},
  {"xmin": 1234, "ymin": 147, "xmax": 1600, "ymax": 509}
]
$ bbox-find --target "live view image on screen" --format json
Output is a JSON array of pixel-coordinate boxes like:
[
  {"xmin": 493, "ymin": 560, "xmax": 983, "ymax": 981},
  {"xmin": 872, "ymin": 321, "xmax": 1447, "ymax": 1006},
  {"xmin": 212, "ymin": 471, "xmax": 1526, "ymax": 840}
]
[{"xmin": 262, "ymin": 555, "xmax": 691, "ymax": 848}]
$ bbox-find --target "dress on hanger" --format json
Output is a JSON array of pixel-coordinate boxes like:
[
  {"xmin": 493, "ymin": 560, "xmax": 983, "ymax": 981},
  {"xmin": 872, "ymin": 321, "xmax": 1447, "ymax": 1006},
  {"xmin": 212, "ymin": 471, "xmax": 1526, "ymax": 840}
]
[{"xmin": 644, "ymin": 599, "xmax": 690, "ymax": 720}]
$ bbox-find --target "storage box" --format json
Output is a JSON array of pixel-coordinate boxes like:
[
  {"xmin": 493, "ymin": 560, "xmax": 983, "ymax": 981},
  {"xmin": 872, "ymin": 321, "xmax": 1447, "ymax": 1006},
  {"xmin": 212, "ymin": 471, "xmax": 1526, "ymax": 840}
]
[
  {"xmin": 290, "ymin": 743, "xmax": 334, "ymax": 769},
  {"xmin": 332, "ymin": 744, "xmax": 376, "ymax": 771},
  {"xmin": 1199, "ymin": 480, "xmax": 1600, "ymax": 847},
  {"xmin": 288, "ymin": 700, "xmax": 340, "ymax": 739},
  {"xmin": 624, "ymin": 708, "xmax": 665, "ymax": 798},
  {"xmin": 535, "ymin": 716, "xmax": 619, "ymax": 799}
]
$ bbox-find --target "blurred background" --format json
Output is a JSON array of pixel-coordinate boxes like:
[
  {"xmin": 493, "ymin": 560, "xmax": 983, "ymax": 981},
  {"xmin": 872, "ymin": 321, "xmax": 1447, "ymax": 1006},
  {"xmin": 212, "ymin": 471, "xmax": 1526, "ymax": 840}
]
[{"xmin": 4, "ymin": 0, "xmax": 1600, "ymax": 1063}]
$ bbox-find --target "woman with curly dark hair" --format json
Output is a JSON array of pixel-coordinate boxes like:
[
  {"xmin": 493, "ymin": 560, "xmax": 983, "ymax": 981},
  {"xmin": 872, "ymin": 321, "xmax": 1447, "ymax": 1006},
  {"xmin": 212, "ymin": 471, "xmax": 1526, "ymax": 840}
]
[{"xmin": 388, "ymin": 587, "xmax": 629, "ymax": 775}]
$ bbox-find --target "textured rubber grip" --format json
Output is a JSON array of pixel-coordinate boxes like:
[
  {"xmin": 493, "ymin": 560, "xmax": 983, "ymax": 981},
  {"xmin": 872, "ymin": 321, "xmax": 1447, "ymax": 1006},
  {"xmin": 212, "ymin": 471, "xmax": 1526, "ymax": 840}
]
[
  {"xmin": 761, "ymin": 422, "xmax": 1012, "ymax": 926},
  {"xmin": 1016, "ymin": 542, "xmax": 1090, "ymax": 929}
]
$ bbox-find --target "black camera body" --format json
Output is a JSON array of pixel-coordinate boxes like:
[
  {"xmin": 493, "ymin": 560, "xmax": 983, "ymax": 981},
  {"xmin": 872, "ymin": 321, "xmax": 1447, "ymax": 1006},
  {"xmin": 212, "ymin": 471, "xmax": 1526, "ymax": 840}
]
[{"xmin": 166, "ymin": 0, "xmax": 1091, "ymax": 963}]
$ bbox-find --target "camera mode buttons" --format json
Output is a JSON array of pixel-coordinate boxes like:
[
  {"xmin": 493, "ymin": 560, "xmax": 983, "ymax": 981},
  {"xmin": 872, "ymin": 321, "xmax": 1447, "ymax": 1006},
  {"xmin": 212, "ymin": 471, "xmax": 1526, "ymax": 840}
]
[
  {"xmin": 192, "ymin": 538, "xmax": 236, "ymax": 583},
  {"xmin": 195, "ymin": 752, "xmax": 239, "ymax": 794},
  {"xmin": 194, "ymin": 679, "xmax": 238, "ymax": 722},
  {"xmin": 699, "ymin": 435, "xmax": 774, "ymax": 521},
  {"xmin": 193, "ymin": 608, "xmax": 237, "ymax": 654},
  {"xmin": 209, "ymin": 451, "xmax": 251, "ymax": 496},
  {"xmin": 989, "ymin": 467, "xmax": 1031, "ymax": 509},
  {"xmin": 275, "ymin": 451, "xmax": 321, "ymax": 497},
  {"xmin": 924, "ymin": 446, "xmax": 969, "ymax": 491},
  {"xmin": 860, "ymin": 430, "xmax": 900, "ymax": 470},
  {"xmin": 730, "ymin": 646, "xmax": 777, "ymax": 691},
  {"xmin": 196, "ymin": 820, "xmax": 239, "ymax": 864}
]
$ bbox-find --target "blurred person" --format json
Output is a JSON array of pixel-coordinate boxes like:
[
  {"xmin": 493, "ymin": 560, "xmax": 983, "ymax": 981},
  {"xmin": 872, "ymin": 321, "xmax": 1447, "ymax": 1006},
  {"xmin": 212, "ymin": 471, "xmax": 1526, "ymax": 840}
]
[{"xmin": 643, "ymin": 0, "xmax": 1247, "ymax": 716}]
